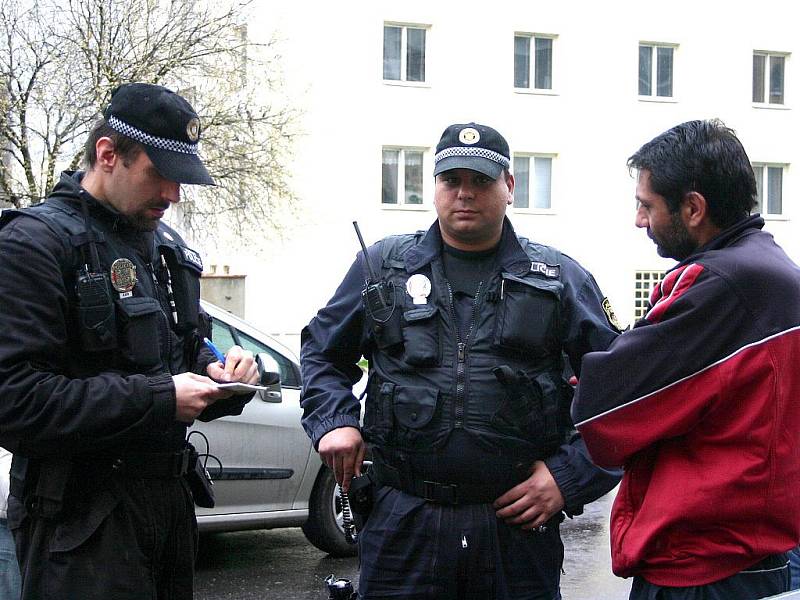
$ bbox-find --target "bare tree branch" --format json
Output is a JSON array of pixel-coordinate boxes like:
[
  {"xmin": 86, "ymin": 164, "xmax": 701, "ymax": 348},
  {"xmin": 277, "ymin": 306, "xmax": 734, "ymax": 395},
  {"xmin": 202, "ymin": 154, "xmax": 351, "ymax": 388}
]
[{"xmin": 0, "ymin": 0, "xmax": 300, "ymax": 242}]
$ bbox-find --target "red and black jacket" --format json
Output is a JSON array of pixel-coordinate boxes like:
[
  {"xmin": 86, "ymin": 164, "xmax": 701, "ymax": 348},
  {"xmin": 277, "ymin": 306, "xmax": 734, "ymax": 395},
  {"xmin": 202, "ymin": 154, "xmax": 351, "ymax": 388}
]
[{"xmin": 572, "ymin": 215, "xmax": 800, "ymax": 586}]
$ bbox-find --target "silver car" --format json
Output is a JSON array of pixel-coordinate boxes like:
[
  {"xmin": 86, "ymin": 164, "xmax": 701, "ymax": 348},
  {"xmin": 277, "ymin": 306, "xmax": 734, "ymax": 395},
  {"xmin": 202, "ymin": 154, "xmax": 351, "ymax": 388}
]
[{"xmin": 189, "ymin": 301, "xmax": 356, "ymax": 557}]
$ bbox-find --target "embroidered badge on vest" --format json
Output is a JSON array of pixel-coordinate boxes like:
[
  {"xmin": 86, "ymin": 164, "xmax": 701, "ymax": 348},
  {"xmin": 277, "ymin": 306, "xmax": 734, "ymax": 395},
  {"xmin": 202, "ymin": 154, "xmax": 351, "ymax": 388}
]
[{"xmin": 530, "ymin": 262, "xmax": 560, "ymax": 279}]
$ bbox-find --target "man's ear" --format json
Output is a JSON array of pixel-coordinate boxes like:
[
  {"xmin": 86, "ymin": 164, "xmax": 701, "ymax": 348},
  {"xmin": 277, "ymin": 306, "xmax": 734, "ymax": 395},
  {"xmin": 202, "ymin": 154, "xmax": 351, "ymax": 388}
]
[
  {"xmin": 93, "ymin": 137, "xmax": 119, "ymax": 173},
  {"xmin": 681, "ymin": 191, "xmax": 708, "ymax": 229},
  {"xmin": 504, "ymin": 171, "xmax": 515, "ymax": 205}
]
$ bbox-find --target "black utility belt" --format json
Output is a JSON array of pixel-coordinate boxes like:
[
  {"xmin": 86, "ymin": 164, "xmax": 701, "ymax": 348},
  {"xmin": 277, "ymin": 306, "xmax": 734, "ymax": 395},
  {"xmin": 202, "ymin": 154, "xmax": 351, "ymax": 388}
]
[
  {"xmin": 371, "ymin": 460, "xmax": 520, "ymax": 505},
  {"xmin": 82, "ymin": 448, "xmax": 195, "ymax": 479}
]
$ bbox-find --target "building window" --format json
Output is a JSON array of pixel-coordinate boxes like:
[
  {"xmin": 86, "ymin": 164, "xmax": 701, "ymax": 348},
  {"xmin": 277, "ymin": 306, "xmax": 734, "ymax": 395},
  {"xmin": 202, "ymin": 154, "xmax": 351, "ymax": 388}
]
[
  {"xmin": 634, "ymin": 271, "xmax": 665, "ymax": 320},
  {"xmin": 383, "ymin": 25, "xmax": 426, "ymax": 82},
  {"xmin": 753, "ymin": 52, "xmax": 786, "ymax": 104},
  {"xmin": 382, "ymin": 148, "xmax": 424, "ymax": 205},
  {"xmin": 513, "ymin": 155, "xmax": 552, "ymax": 209},
  {"xmin": 752, "ymin": 163, "xmax": 785, "ymax": 216},
  {"xmin": 639, "ymin": 43, "xmax": 674, "ymax": 98},
  {"xmin": 514, "ymin": 34, "xmax": 553, "ymax": 90}
]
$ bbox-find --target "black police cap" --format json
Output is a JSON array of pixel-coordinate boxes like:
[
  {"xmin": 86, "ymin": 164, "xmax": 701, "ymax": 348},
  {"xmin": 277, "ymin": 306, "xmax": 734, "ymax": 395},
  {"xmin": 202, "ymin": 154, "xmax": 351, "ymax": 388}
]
[
  {"xmin": 433, "ymin": 122, "xmax": 511, "ymax": 180},
  {"xmin": 103, "ymin": 83, "xmax": 215, "ymax": 186}
]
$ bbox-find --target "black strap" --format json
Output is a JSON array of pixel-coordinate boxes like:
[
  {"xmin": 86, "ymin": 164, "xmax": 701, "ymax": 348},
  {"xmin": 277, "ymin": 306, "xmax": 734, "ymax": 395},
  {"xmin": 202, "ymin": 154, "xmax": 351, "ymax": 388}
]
[{"xmin": 371, "ymin": 459, "xmax": 516, "ymax": 505}]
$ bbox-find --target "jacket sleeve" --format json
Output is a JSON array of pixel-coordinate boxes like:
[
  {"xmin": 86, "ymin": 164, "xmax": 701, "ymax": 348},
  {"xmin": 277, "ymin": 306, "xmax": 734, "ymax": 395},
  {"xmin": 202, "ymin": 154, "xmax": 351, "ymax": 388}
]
[
  {"xmin": 300, "ymin": 254, "xmax": 368, "ymax": 449},
  {"xmin": 0, "ymin": 216, "xmax": 177, "ymax": 458},
  {"xmin": 571, "ymin": 263, "xmax": 743, "ymax": 467},
  {"xmin": 545, "ymin": 256, "xmax": 622, "ymax": 513}
]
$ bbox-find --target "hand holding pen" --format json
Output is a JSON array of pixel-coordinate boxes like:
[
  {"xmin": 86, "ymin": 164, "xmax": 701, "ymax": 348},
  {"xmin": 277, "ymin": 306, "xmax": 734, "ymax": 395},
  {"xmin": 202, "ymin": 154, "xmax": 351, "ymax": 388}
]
[{"xmin": 203, "ymin": 337, "xmax": 260, "ymax": 385}]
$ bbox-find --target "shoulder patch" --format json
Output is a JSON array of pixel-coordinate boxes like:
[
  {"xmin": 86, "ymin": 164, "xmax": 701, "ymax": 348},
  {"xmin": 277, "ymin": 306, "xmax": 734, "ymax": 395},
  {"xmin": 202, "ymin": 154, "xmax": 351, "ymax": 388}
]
[
  {"xmin": 530, "ymin": 261, "xmax": 560, "ymax": 279},
  {"xmin": 180, "ymin": 246, "xmax": 203, "ymax": 271},
  {"xmin": 602, "ymin": 297, "xmax": 624, "ymax": 332}
]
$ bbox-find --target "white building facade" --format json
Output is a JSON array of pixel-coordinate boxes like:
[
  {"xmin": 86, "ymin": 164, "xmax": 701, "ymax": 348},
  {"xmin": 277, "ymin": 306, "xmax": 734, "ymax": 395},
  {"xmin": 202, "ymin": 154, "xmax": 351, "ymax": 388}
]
[{"xmin": 226, "ymin": 1, "xmax": 797, "ymax": 348}]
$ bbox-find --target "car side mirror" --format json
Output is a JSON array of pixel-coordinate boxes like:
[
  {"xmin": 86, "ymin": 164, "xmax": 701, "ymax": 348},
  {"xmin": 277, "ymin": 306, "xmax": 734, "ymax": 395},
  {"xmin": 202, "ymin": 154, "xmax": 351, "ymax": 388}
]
[{"xmin": 257, "ymin": 353, "xmax": 282, "ymax": 402}]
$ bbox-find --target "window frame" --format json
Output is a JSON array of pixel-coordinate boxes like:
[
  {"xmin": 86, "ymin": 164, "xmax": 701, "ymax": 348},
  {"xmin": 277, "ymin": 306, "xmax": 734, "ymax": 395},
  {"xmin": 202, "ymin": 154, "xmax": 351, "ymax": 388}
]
[
  {"xmin": 752, "ymin": 162, "xmax": 788, "ymax": 219},
  {"xmin": 752, "ymin": 50, "xmax": 789, "ymax": 108},
  {"xmin": 383, "ymin": 22, "xmax": 429, "ymax": 86},
  {"xmin": 511, "ymin": 153, "xmax": 556, "ymax": 213},
  {"xmin": 638, "ymin": 42, "xmax": 678, "ymax": 102},
  {"xmin": 381, "ymin": 146, "xmax": 428, "ymax": 209},
  {"xmin": 634, "ymin": 270, "xmax": 665, "ymax": 321},
  {"xmin": 513, "ymin": 32, "xmax": 557, "ymax": 94}
]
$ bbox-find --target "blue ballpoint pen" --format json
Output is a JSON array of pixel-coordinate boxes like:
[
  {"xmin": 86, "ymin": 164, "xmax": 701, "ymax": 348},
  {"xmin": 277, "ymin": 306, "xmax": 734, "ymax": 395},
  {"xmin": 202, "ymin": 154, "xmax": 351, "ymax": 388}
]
[{"xmin": 203, "ymin": 337, "xmax": 226, "ymax": 363}]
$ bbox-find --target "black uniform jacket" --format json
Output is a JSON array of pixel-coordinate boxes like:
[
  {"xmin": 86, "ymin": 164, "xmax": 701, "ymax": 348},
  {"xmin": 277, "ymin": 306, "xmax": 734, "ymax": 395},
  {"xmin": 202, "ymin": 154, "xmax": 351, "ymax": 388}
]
[{"xmin": 0, "ymin": 171, "xmax": 250, "ymax": 460}]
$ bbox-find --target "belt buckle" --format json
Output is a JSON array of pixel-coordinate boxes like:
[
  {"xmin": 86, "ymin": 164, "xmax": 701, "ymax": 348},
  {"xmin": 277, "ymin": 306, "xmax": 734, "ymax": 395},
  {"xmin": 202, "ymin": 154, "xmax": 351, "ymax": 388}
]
[{"xmin": 422, "ymin": 480, "xmax": 458, "ymax": 504}]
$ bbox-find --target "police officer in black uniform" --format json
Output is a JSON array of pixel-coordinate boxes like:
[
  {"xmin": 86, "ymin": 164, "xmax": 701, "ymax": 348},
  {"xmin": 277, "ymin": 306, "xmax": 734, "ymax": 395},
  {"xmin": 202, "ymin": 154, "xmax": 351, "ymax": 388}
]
[
  {"xmin": 301, "ymin": 123, "xmax": 623, "ymax": 599},
  {"xmin": 0, "ymin": 83, "xmax": 259, "ymax": 600}
]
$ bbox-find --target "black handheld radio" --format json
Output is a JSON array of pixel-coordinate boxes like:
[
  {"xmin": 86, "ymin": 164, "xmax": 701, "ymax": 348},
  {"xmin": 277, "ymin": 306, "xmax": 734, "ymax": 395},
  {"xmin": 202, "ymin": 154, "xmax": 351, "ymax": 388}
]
[{"xmin": 353, "ymin": 221, "xmax": 395, "ymax": 323}]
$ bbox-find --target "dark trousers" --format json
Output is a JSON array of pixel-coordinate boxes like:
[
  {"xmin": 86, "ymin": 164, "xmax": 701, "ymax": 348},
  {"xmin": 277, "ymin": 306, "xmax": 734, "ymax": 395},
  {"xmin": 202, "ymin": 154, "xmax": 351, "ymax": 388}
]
[
  {"xmin": 358, "ymin": 485, "xmax": 563, "ymax": 600},
  {"xmin": 8, "ymin": 476, "xmax": 197, "ymax": 600},
  {"xmin": 629, "ymin": 553, "xmax": 790, "ymax": 600}
]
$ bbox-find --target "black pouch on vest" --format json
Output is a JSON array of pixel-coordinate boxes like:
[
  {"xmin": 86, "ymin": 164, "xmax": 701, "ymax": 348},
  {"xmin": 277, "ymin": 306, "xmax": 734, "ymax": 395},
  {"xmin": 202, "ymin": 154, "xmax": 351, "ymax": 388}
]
[
  {"xmin": 161, "ymin": 245, "xmax": 202, "ymax": 334},
  {"xmin": 363, "ymin": 284, "xmax": 403, "ymax": 351},
  {"xmin": 402, "ymin": 306, "xmax": 440, "ymax": 366},
  {"xmin": 392, "ymin": 385, "xmax": 439, "ymax": 448},
  {"xmin": 363, "ymin": 379, "xmax": 394, "ymax": 446},
  {"xmin": 75, "ymin": 271, "xmax": 117, "ymax": 352},
  {"xmin": 116, "ymin": 297, "xmax": 162, "ymax": 368},
  {"xmin": 493, "ymin": 274, "xmax": 560, "ymax": 356}
]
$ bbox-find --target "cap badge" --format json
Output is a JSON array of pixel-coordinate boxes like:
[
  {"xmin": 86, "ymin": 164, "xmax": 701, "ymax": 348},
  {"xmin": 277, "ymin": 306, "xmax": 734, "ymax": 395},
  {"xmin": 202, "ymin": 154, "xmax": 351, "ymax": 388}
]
[
  {"xmin": 458, "ymin": 127, "xmax": 480, "ymax": 145},
  {"xmin": 110, "ymin": 258, "xmax": 138, "ymax": 293},
  {"xmin": 186, "ymin": 117, "xmax": 201, "ymax": 142},
  {"xmin": 405, "ymin": 274, "xmax": 432, "ymax": 305}
]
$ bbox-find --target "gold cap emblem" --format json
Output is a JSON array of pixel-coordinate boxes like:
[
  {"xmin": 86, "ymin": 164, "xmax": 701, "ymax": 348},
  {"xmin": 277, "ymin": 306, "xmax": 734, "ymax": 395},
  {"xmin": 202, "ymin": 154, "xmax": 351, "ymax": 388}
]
[
  {"xmin": 186, "ymin": 117, "xmax": 201, "ymax": 142},
  {"xmin": 458, "ymin": 127, "xmax": 480, "ymax": 145}
]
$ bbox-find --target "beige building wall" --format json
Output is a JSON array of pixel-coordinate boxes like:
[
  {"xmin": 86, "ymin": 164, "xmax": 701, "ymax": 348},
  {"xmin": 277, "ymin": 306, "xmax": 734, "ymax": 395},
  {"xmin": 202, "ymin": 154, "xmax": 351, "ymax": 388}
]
[{"xmin": 210, "ymin": 0, "xmax": 798, "ymax": 348}]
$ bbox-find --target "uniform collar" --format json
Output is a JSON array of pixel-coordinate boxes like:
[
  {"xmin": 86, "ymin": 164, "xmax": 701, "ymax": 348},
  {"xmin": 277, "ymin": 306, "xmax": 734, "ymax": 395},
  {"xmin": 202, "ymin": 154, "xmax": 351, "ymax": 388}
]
[{"xmin": 405, "ymin": 217, "xmax": 533, "ymax": 276}]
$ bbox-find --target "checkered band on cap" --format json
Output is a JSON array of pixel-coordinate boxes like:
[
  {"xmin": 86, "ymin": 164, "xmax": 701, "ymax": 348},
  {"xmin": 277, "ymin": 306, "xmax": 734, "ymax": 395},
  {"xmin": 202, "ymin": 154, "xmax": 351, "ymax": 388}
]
[
  {"xmin": 434, "ymin": 146, "xmax": 510, "ymax": 169},
  {"xmin": 107, "ymin": 115, "xmax": 198, "ymax": 155}
]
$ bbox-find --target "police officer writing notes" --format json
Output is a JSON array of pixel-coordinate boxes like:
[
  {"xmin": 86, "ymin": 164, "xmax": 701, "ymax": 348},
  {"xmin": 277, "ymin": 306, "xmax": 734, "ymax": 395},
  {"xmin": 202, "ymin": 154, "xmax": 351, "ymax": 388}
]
[
  {"xmin": 301, "ymin": 122, "xmax": 621, "ymax": 599},
  {"xmin": 572, "ymin": 119, "xmax": 800, "ymax": 599},
  {"xmin": 0, "ymin": 83, "xmax": 259, "ymax": 600}
]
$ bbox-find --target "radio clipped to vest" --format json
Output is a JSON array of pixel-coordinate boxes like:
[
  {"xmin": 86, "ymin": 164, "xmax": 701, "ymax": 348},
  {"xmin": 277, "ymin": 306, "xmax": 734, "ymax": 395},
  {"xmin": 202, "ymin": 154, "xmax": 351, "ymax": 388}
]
[
  {"xmin": 353, "ymin": 222, "xmax": 402, "ymax": 350},
  {"xmin": 75, "ymin": 193, "xmax": 116, "ymax": 352}
]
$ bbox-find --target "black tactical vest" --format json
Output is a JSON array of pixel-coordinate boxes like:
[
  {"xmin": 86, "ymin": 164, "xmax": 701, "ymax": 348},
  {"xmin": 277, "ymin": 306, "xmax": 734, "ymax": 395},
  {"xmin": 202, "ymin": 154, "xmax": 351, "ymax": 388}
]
[
  {"xmin": 361, "ymin": 231, "xmax": 573, "ymax": 466},
  {"xmin": 0, "ymin": 198, "xmax": 206, "ymax": 381}
]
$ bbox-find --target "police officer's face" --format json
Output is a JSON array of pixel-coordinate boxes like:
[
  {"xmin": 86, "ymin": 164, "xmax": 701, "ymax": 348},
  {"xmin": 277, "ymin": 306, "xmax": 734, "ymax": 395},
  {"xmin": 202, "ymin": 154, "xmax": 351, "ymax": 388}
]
[
  {"xmin": 434, "ymin": 168, "xmax": 514, "ymax": 251},
  {"xmin": 107, "ymin": 150, "xmax": 181, "ymax": 231},
  {"xmin": 635, "ymin": 170, "xmax": 696, "ymax": 260}
]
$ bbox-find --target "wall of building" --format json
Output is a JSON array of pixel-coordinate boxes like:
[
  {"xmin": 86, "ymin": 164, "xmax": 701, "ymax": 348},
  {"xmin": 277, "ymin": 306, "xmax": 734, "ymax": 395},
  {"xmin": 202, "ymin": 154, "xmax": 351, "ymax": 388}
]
[{"xmin": 208, "ymin": 0, "xmax": 797, "ymax": 350}]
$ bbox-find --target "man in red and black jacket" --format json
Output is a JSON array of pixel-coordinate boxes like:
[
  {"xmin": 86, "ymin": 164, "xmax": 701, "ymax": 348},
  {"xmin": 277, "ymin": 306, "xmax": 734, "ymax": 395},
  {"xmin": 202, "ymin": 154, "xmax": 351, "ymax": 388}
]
[{"xmin": 572, "ymin": 119, "xmax": 800, "ymax": 600}]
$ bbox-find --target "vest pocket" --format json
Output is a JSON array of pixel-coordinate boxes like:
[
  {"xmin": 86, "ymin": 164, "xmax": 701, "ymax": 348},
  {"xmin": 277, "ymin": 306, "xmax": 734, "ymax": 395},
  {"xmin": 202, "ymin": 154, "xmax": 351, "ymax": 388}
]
[
  {"xmin": 402, "ymin": 306, "xmax": 440, "ymax": 367},
  {"xmin": 492, "ymin": 275, "xmax": 560, "ymax": 355},
  {"xmin": 116, "ymin": 297, "xmax": 162, "ymax": 368},
  {"xmin": 363, "ymin": 379, "xmax": 394, "ymax": 446},
  {"xmin": 393, "ymin": 385, "xmax": 439, "ymax": 447}
]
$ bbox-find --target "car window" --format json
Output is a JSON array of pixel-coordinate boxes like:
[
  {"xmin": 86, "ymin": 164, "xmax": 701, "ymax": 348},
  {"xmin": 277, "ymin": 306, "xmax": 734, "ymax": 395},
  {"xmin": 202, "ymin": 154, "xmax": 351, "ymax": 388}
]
[
  {"xmin": 236, "ymin": 330, "xmax": 300, "ymax": 389},
  {"xmin": 211, "ymin": 319, "xmax": 237, "ymax": 354}
]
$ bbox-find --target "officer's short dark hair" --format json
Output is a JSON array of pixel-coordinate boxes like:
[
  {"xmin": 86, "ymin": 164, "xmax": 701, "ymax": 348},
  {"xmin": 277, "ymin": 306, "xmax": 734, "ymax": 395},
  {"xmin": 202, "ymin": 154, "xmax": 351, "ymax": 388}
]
[
  {"xmin": 83, "ymin": 118, "xmax": 143, "ymax": 168},
  {"xmin": 627, "ymin": 119, "xmax": 757, "ymax": 229}
]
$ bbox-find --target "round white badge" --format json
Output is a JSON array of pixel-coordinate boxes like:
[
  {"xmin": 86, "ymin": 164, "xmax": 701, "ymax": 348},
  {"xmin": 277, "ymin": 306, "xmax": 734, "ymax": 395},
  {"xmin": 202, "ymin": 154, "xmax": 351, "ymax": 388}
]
[
  {"xmin": 458, "ymin": 127, "xmax": 480, "ymax": 145},
  {"xmin": 406, "ymin": 274, "xmax": 432, "ymax": 305}
]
